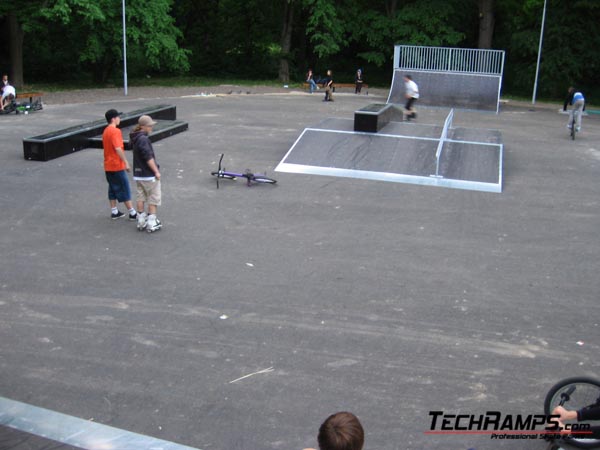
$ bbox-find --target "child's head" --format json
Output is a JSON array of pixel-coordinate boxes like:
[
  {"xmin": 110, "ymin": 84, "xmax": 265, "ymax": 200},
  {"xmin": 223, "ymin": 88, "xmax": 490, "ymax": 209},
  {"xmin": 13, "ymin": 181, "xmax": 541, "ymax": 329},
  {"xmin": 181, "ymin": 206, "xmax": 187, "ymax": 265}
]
[{"xmin": 317, "ymin": 412, "xmax": 364, "ymax": 450}]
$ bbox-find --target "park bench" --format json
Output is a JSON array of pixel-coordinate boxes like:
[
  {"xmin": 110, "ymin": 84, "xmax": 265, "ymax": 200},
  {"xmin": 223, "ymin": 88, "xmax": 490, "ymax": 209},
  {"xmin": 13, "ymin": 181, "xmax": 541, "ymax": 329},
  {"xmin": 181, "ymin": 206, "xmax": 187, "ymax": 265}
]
[
  {"xmin": 302, "ymin": 82, "xmax": 369, "ymax": 94},
  {"xmin": 16, "ymin": 92, "xmax": 44, "ymax": 104}
]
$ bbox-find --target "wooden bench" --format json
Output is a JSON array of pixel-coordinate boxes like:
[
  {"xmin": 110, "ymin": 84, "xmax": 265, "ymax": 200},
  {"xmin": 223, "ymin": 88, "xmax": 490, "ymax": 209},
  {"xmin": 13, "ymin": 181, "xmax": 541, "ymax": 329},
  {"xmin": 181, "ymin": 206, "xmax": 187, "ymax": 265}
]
[
  {"xmin": 16, "ymin": 92, "xmax": 44, "ymax": 103},
  {"xmin": 302, "ymin": 82, "xmax": 368, "ymax": 94}
]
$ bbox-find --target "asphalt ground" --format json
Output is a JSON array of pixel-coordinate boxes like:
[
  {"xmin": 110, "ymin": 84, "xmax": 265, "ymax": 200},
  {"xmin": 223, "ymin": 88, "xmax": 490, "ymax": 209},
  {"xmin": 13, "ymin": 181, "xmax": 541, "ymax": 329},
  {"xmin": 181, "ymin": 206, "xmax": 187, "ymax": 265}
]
[{"xmin": 0, "ymin": 87, "xmax": 599, "ymax": 450}]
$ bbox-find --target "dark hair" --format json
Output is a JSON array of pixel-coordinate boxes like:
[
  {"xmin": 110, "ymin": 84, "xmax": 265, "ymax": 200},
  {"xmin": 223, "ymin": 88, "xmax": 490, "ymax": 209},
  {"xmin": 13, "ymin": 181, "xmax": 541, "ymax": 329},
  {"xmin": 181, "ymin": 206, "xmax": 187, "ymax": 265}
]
[
  {"xmin": 318, "ymin": 412, "xmax": 364, "ymax": 450},
  {"xmin": 404, "ymin": 74, "xmax": 412, "ymax": 80},
  {"xmin": 105, "ymin": 109, "xmax": 121, "ymax": 123}
]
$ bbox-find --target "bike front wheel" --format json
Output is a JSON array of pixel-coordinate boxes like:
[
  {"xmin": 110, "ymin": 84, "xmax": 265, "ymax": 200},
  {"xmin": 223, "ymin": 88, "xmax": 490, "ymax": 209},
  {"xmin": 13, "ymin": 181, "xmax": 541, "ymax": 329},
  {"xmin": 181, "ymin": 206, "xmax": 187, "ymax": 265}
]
[
  {"xmin": 252, "ymin": 175, "xmax": 277, "ymax": 184},
  {"xmin": 544, "ymin": 377, "xmax": 600, "ymax": 449},
  {"xmin": 211, "ymin": 171, "xmax": 237, "ymax": 180}
]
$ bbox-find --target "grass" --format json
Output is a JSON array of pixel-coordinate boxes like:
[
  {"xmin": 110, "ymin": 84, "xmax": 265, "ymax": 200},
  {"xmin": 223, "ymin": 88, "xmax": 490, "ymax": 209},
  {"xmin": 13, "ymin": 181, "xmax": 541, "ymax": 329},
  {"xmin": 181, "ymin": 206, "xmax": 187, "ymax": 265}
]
[{"xmin": 22, "ymin": 76, "xmax": 296, "ymax": 93}]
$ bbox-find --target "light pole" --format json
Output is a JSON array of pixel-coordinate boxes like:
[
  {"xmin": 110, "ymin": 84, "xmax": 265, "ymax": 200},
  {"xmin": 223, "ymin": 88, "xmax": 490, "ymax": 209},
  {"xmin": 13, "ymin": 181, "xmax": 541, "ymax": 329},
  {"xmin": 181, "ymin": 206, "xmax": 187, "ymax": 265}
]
[
  {"xmin": 532, "ymin": 0, "xmax": 547, "ymax": 104},
  {"xmin": 122, "ymin": 0, "xmax": 128, "ymax": 96}
]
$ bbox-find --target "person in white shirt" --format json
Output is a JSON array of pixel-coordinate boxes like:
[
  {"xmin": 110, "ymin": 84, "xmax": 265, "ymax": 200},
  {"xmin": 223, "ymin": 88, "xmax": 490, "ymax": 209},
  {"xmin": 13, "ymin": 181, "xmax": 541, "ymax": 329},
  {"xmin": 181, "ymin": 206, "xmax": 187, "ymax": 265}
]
[
  {"xmin": 563, "ymin": 86, "xmax": 585, "ymax": 132},
  {"xmin": 403, "ymin": 74, "xmax": 419, "ymax": 120},
  {"xmin": 1, "ymin": 75, "xmax": 16, "ymax": 111}
]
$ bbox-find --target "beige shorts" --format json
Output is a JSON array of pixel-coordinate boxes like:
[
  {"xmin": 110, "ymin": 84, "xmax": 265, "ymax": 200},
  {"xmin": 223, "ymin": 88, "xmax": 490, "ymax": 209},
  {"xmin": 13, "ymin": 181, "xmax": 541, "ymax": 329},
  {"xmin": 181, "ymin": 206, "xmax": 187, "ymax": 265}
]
[{"xmin": 136, "ymin": 180, "xmax": 161, "ymax": 206}]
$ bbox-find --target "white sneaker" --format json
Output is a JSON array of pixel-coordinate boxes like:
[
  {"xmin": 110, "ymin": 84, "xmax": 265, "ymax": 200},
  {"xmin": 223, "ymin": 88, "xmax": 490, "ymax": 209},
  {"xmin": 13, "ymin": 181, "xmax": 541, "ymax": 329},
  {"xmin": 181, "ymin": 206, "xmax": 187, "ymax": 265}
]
[
  {"xmin": 576, "ymin": 127, "xmax": 581, "ymax": 132},
  {"xmin": 137, "ymin": 212, "xmax": 147, "ymax": 231},
  {"xmin": 146, "ymin": 215, "xmax": 162, "ymax": 233}
]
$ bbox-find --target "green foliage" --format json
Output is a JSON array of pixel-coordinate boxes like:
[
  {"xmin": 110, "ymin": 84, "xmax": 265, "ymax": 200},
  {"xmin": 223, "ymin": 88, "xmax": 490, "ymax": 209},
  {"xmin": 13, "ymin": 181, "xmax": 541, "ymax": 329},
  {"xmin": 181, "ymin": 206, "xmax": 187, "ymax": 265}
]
[
  {"xmin": 346, "ymin": 0, "xmax": 470, "ymax": 67},
  {"xmin": 496, "ymin": 0, "xmax": 600, "ymax": 99},
  {"xmin": 19, "ymin": 0, "xmax": 189, "ymax": 83},
  {"xmin": 304, "ymin": 0, "xmax": 345, "ymax": 58},
  {"xmin": 2, "ymin": 0, "xmax": 599, "ymax": 100}
]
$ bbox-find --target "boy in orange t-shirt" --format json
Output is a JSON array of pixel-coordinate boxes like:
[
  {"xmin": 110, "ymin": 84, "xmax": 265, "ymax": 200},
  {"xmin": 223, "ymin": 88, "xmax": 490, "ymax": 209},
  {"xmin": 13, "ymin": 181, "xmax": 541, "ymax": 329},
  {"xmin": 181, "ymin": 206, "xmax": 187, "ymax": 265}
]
[{"xmin": 102, "ymin": 109, "xmax": 137, "ymax": 220}]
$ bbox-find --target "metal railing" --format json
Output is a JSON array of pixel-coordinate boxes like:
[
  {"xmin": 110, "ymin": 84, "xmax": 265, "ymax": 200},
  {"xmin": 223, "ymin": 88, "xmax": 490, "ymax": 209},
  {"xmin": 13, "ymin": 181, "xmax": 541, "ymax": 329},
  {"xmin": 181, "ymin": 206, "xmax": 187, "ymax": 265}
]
[
  {"xmin": 394, "ymin": 45, "xmax": 504, "ymax": 75},
  {"xmin": 432, "ymin": 108, "xmax": 454, "ymax": 178}
]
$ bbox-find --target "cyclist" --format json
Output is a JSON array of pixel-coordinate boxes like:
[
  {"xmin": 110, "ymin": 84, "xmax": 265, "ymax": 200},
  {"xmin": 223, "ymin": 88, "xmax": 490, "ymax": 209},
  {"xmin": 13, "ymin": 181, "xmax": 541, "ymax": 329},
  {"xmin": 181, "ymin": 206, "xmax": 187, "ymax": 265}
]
[
  {"xmin": 552, "ymin": 403, "xmax": 600, "ymax": 439},
  {"xmin": 563, "ymin": 87, "xmax": 585, "ymax": 132}
]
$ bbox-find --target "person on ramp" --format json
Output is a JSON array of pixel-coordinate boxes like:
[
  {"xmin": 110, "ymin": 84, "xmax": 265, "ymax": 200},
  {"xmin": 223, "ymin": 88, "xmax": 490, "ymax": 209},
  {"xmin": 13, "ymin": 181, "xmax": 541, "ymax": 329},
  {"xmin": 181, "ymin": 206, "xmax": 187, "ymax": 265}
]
[
  {"xmin": 403, "ymin": 74, "xmax": 419, "ymax": 120},
  {"xmin": 102, "ymin": 109, "xmax": 137, "ymax": 220},
  {"xmin": 130, "ymin": 115, "xmax": 162, "ymax": 233}
]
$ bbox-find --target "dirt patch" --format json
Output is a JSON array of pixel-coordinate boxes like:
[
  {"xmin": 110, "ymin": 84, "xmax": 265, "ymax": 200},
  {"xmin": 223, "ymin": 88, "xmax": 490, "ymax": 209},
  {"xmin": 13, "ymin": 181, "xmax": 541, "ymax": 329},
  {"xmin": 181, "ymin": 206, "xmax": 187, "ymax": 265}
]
[{"xmin": 41, "ymin": 84, "xmax": 390, "ymax": 105}]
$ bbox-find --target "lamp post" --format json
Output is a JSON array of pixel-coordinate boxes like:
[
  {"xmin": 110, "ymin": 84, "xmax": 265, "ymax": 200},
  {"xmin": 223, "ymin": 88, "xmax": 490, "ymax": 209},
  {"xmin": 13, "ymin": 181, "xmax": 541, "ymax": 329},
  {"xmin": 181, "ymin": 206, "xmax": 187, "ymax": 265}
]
[
  {"xmin": 532, "ymin": 0, "xmax": 547, "ymax": 104},
  {"xmin": 122, "ymin": 0, "xmax": 128, "ymax": 96}
]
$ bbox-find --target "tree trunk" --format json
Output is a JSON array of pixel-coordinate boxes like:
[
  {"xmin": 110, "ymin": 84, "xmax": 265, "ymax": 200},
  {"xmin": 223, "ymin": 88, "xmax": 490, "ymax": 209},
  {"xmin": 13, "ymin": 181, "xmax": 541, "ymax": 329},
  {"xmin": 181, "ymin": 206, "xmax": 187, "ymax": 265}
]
[
  {"xmin": 278, "ymin": 0, "xmax": 294, "ymax": 83},
  {"xmin": 8, "ymin": 12, "xmax": 24, "ymax": 88},
  {"xmin": 385, "ymin": 0, "xmax": 398, "ymax": 17},
  {"xmin": 478, "ymin": 0, "xmax": 495, "ymax": 49}
]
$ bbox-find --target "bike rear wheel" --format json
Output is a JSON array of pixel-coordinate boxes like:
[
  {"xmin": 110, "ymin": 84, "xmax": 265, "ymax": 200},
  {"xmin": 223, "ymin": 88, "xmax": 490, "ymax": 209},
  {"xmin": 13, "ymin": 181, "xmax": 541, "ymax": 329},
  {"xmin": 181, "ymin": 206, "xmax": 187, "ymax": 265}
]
[
  {"xmin": 544, "ymin": 377, "xmax": 600, "ymax": 449},
  {"xmin": 252, "ymin": 175, "xmax": 277, "ymax": 184}
]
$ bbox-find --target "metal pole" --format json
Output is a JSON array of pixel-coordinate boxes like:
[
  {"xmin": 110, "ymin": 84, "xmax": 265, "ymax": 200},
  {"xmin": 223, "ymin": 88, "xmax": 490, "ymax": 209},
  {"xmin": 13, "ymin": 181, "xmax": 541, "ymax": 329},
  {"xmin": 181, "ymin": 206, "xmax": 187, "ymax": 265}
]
[
  {"xmin": 532, "ymin": 0, "xmax": 547, "ymax": 104},
  {"xmin": 122, "ymin": 0, "xmax": 128, "ymax": 96}
]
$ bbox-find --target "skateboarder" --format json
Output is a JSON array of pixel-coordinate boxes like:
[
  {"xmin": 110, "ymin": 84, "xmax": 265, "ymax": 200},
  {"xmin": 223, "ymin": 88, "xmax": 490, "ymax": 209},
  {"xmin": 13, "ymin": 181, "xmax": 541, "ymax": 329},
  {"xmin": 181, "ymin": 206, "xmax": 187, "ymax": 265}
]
[
  {"xmin": 130, "ymin": 115, "xmax": 162, "ymax": 233},
  {"xmin": 404, "ymin": 74, "xmax": 419, "ymax": 120}
]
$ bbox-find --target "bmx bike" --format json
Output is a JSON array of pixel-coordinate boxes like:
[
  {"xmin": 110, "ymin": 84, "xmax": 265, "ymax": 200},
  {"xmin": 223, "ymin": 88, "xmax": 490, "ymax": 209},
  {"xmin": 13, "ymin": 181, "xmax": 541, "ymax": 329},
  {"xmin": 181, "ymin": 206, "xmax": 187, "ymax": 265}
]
[
  {"xmin": 570, "ymin": 111, "xmax": 578, "ymax": 140},
  {"xmin": 211, "ymin": 153, "xmax": 277, "ymax": 188},
  {"xmin": 0, "ymin": 99, "xmax": 43, "ymax": 115},
  {"xmin": 544, "ymin": 377, "xmax": 600, "ymax": 449}
]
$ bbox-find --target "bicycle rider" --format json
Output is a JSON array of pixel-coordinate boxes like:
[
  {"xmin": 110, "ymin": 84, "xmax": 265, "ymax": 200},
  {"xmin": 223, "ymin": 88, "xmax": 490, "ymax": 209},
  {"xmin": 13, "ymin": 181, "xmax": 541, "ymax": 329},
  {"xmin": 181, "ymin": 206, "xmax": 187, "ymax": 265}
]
[
  {"xmin": 552, "ymin": 403, "xmax": 600, "ymax": 439},
  {"xmin": 563, "ymin": 87, "xmax": 585, "ymax": 133}
]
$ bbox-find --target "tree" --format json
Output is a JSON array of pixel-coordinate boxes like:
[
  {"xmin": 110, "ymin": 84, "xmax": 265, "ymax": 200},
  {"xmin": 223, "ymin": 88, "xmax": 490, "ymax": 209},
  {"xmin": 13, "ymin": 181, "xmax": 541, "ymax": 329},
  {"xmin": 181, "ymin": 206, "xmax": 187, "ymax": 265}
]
[
  {"xmin": 0, "ymin": 0, "xmax": 189, "ymax": 86},
  {"xmin": 478, "ymin": 0, "xmax": 495, "ymax": 48},
  {"xmin": 345, "ymin": 0, "xmax": 468, "ymax": 67},
  {"xmin": 494, "ymin": 0, "xmax": 600, "ymax": 98},
  {"xmin": 0, "ymin": 1, "xmax": 45, "ymax": 87},
  {"xmin": 40, "ymin": 0, "xmax": 189, "ymax": 83},
  {"xmin": 278, "ymin": 0, "xmax": 294, "ymax": 82}
]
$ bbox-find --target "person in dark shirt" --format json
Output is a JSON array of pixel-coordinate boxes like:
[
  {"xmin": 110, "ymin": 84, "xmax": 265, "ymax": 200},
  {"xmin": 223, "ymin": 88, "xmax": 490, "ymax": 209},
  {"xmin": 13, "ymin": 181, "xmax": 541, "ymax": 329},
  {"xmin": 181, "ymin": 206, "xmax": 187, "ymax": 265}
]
[
  {"xmin": 322, "ymin": 70, "xmax": 334, "ymax": 102},
  {"xmin": 553, "ymin": 404, "xmax": 600, "ymax": 439},
  {"xmin": 355, "ymin": 69, "xmax": 364, "ymax": 94},
  {"xmin": 130, "ymin": 115, "xmax": 162, "ymax": 233}
]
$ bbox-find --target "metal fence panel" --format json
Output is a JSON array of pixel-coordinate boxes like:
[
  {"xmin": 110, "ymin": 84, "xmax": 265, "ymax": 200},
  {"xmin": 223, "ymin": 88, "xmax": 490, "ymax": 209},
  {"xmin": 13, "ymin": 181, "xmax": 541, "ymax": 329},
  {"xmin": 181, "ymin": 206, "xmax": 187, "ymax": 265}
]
[{"xmin": 396, "ymin": 45, "xmax": 504, "ymax": 75}]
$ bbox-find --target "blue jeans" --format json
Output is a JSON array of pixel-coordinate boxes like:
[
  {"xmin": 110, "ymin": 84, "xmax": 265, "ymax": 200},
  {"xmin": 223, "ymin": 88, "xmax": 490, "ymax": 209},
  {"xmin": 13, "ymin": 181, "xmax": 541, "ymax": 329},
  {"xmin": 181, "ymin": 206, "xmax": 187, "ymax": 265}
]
[
  {"xmin": 307, "ymin": 79, "xmax": 317, "ymax": 93},
  {"xmin": 105, "ymin": 170, "xmax": 132, "ymax": 202},
  {"xmin": 568, "ymin": 99, "xmax": 585, "ymax": 130}
]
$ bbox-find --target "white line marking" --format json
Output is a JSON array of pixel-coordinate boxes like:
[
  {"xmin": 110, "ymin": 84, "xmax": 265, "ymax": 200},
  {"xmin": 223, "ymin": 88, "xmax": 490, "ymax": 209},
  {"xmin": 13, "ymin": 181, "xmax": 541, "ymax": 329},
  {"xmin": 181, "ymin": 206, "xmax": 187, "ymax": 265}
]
[{"xmin": 229, "ymin": 367, "xmax": 274, "ymax": 384}]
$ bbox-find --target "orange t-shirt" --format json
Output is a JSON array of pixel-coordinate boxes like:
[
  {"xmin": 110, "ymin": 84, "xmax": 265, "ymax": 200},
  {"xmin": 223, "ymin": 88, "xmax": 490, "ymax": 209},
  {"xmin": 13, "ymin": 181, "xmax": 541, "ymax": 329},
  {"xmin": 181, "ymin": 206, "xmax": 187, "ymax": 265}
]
[{"xmin": 102, "ymin": 125, "xmax": 126, "ymax": 172}]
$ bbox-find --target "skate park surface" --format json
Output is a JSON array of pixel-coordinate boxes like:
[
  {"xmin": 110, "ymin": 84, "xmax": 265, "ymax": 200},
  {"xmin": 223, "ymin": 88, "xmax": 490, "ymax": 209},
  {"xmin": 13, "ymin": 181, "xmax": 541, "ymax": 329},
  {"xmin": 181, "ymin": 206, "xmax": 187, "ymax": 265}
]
[{"xmin": 0, "ymin": 85, "xmax": 599, "ymax": 450}]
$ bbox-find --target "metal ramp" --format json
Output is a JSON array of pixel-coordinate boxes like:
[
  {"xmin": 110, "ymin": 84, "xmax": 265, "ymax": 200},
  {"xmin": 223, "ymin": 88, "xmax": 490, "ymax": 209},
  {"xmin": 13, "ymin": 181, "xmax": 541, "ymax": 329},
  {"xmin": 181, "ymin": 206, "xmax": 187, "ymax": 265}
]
[{"xmin": 276, "ymin": 111, "xmax": 503, "ymax": 193}]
